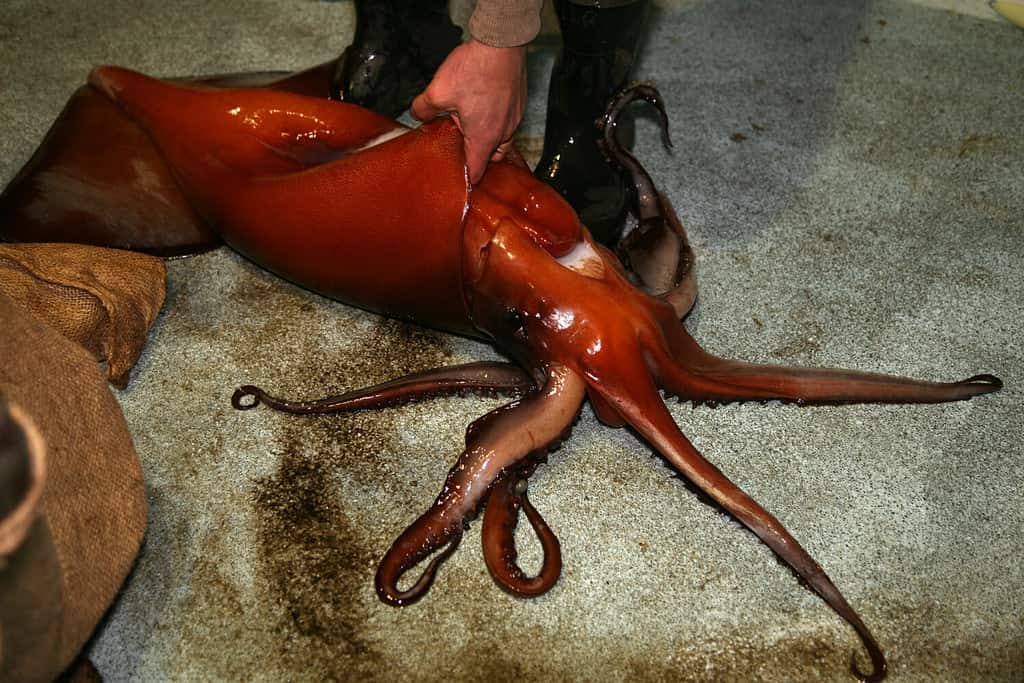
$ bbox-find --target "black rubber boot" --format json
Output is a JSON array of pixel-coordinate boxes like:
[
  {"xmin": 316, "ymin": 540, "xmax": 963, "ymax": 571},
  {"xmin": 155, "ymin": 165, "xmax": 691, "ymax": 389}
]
[
  {"xmin": 534, "ymin": 0, "xmax": 649, "ymax": 245},
  {"xmin": 331, "ymin": 0, "xmax": 462, "ymax": 118}
]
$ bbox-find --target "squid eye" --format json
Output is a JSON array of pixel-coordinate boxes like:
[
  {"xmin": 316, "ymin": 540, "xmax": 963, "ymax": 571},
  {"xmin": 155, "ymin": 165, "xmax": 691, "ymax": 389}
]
[{"xmin": 505, "ymin": 308, "xmax": 528, "ymax": 339}]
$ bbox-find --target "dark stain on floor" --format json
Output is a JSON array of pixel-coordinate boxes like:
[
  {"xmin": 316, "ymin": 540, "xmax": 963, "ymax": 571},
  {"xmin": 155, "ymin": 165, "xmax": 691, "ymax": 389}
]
[
  {"xmin": 252, "ymin": 419, "xmax": 381, "ymax": 673},
  {"xmin": 334, "ymin": 317, "xmax": 457, "ymax": 384},
  {"xmin": 244, "ymin": 312, "xmax": 457, "ymax": 677}
]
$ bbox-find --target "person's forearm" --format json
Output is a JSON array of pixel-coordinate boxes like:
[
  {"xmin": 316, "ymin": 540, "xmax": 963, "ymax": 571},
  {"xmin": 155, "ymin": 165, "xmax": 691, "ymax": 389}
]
[{"xmin": 469, "ymin": 0, "xmax": 543, "ymax": 47}]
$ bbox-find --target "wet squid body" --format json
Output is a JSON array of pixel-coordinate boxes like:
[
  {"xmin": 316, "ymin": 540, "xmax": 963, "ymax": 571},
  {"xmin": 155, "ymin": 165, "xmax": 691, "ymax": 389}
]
[{"xmin": 84, "ymin": 66, "xmax": 1000, "ymax": 683}]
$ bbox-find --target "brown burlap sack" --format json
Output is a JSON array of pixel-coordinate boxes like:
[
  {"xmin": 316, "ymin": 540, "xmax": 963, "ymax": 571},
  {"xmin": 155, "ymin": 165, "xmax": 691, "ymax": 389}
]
[
  {"xmin": 0, "ymin": 242, "xmax": 165, "ymax": 388},
  {"xmin": 0, "ymin": 294, "xmax": 148, "ymax": 682}
]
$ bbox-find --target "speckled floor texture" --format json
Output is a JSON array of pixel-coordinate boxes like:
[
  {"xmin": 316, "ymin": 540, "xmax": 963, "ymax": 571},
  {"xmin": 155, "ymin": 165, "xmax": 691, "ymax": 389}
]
[{"xmin": 2, "ymin": 0, "xmax": 1022, "ymax": 681}]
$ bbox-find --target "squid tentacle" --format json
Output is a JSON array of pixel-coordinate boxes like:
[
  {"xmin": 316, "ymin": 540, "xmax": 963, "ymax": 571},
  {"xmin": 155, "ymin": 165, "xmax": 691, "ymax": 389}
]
[
  {"xmin": 598, "ymin": 82, "xmax": 697, "ymax": 317},
  {"xmin": 598, "ymin": 81, "xmax": 672, "ymax": 229},
  {"xmin": 653, "ymin": 322, "xmax": 1002, "ymax": 405},
  {"xmin": 231, "ymin": 361, "xmax": 533, "ymax": 414},
  {"xmin": 631, "ymin": 193, "xmax": 698, "ymax": 318},
  {"xmin": 586, "ymin": 355, "xmax": 886, "ymax": 683},
  {"xmin": 376, "ymin": 363, "xmax": 586, "ymax": 606},
  {"xmin": 482, "ymin": 462, "xmax": 564, "ymax": 597}
]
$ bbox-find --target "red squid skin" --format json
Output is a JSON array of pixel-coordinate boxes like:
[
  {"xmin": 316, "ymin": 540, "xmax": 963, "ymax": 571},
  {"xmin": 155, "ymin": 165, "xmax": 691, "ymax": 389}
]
[
  {"xmin": 87, "ymin": 66, "xmax": 581, "ymax": 335},
  {"xmin": 0, "ymin": 61, "xmax": 342, "ymax": 255},
  {"xmin": 64, "ymin": 65, "xmax": 1004, "ymax": 683}
]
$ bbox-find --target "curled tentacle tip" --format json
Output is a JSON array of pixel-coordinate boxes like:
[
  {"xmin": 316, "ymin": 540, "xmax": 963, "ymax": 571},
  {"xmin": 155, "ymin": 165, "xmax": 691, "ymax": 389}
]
[
  {"xmin": 850, "ymin": 651, "xmax": 888, "ymax": 683},
  {"xmin": 375, "ymin": 533, "xmax": 463, "ymax": 607},
  {"xmin": 375, "ymin": 587, "xmax": 422, "ymax": 608},
  {"xmin": 375, "ymin": 569, "xmax": 432, "ymax": 607},
  {"xmin": 231, "ymin": 386, "xmax": 263, "ymax": 410},
  {"xmin": 960, "ymin": 373, "xmax": 1002, "ymax": 391}
]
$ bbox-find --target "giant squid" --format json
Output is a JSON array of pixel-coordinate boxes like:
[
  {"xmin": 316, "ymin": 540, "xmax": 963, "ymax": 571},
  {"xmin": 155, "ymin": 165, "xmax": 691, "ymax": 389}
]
[{"xmin": 0, "ymin": 63, "xmax": 1002, "ymax": 682}]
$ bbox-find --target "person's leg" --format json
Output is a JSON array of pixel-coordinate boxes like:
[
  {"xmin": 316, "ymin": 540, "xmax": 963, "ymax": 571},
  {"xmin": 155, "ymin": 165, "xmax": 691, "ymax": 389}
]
[
  {"xmin": 331, "ymin": 0, "xmax": 462, "ymax": 117},
  {"xmin": 534, "ymin": 0, "xmax": 649, "ymax": 245}
]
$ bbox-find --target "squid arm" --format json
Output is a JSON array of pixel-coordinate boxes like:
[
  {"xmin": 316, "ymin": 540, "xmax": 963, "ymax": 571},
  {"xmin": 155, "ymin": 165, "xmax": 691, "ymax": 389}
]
[{"xmin": 375, "ymin": 363, "xmax": 585, "ymax": 606}]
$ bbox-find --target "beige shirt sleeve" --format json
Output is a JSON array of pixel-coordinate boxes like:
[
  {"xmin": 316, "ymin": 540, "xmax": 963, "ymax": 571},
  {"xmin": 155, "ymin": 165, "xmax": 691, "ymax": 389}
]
[{"xmin": 468, "ymin": 0, "xmax": 543, "ymax": 47}]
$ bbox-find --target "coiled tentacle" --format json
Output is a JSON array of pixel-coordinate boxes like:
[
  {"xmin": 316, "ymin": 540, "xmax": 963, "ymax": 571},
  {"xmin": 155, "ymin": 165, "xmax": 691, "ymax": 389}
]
[
  {"xmin": 482, "ymin": 463, "xmax": 563, "ymax": 597},
  {"xmin": 375, "ymin": 363, "xmax": 585, "ymax": 606}
]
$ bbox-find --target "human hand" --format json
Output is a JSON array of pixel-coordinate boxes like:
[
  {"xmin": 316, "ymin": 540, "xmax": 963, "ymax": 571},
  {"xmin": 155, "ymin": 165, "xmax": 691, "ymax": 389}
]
[{"xmin": 410, "ymin": 38, "xmax": 527, "ymax": 185}]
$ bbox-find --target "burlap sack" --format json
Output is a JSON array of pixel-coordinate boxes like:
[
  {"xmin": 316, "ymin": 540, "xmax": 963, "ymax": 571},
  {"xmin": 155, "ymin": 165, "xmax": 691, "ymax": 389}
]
[
  {"xmin": 0, "ymin": 243, "xmax": 165, "ymax": 388},
  {"xmin": 0, "ymin": 293, "xmax": 148, "ymax": 682}
]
